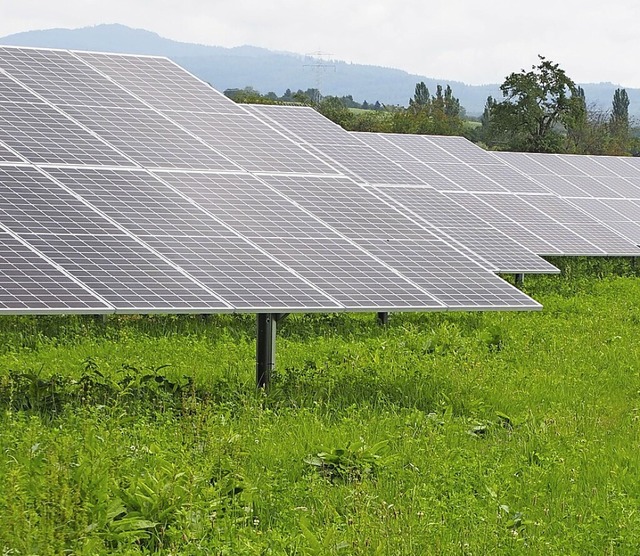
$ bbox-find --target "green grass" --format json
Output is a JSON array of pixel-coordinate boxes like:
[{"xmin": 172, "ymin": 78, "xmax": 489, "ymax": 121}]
[{"xmin": 1, "ymin": 259, "xmax": 640, "ymax": 554}]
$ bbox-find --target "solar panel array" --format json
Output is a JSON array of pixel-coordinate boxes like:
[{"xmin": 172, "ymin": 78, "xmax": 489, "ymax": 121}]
[
  {"xmin": 0, "ymin": 46, "xmax": 540, "ymax": 314},
  {"xmin": 250, "ymin": 105, "xmax": 640, "ymax": 260},
  {"xmin": 495, "ymin": 152, "xmax": 640, "ymax": 246},
  {"xmin": 248, "ymin": 105, "xmax": 559, "ymax": 273}
]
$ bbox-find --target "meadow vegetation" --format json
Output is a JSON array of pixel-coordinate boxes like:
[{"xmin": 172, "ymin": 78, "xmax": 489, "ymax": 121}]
[{"xmin": 1, "ymin": 258, "xmax": 640, "ymax": 554}]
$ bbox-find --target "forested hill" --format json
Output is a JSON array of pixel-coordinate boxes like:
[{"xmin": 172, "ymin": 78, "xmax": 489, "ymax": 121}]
[{"xmin": 1, "ymin": 24, "xmax": 639, "ymax": 117}]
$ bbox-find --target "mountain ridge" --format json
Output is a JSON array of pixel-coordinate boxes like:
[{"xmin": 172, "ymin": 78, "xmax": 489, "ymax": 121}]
[{"xmin": 1, "ymin": 24, "xmax": 638, "ymax": 117}]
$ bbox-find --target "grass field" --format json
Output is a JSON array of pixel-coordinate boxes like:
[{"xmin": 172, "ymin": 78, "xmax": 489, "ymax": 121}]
[{"xmin": 1, "ymin": 258, "xmax": 640, "ymax": 554}]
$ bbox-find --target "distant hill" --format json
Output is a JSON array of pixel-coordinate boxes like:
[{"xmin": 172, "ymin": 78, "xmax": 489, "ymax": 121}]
[{"xmin": 1, "ymin": 24, "xmax": 639, "ymax": 118}]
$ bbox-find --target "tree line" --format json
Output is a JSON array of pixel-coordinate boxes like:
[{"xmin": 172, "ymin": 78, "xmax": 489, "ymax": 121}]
[{"xmin": 224, "ymin": 57, "xmax": 639, "ymax": 156}]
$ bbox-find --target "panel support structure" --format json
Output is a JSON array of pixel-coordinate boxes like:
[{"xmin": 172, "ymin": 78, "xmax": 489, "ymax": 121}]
[
  {"xmin": 377, "ymin": 312, "xmax": 389, "ymax": 326},
  {"xmin": 514, "ymin": 274, "xmax": 524, "ymax": 289},
  {"xmin": 256, "ymin": 313, "xmax": 288, "ymax": 389}
]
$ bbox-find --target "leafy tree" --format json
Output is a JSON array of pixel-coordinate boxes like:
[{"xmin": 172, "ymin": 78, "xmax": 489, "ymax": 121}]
[
  {"xmin": 317, "ymin": 96, "xmax": 354, "ymax": 128},
  {"xmin": 487, "ymin": 56, "xmax": 582, "ymax": 152}
]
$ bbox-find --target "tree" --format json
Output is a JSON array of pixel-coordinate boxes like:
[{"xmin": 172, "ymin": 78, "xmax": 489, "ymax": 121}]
[
  {"xmin": 487, "ymin": 56, "xmax": 582, "ymax": 152},
  {"xmin": 409, "ymin": 82, "xmax": 431, "ymax": 110},
  {"xmin": 317, "ymin": 96, "xmax": 354, "ymax": 128},
  {"xmin": 609, "ymin": 88, "xmax": 630, "ymax": 154},
  {"xmin": 396, "ymin": 82, "xmax": 465, "ymax": 136}
]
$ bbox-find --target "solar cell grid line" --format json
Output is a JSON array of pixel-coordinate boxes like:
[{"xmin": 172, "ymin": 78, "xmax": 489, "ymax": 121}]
[
  {"xmin": 0, "ymin": 165, "xmax": 126, "ymax": 236},
  {"xmin": 250, "ymin": 236, "xmax": 445, "ymax": 311},
  {"xmin": 62, "ymin": 105, "xmax": 242, "ymax": 171},
  {"xmin": 369, "ymin": 133, "xmax": 462, "ymax": 164},
  {"xmin": 594, "ymin": 156, "xmax": 640, "ymax": 177},
  {"xmin": 600, "ymin": 198, "xmax": 640, "ymax": 221},
  {"xmin": 260, "ymin": 174, "xmax": 445, "ymax": 241},
  {"xmin": 584, "ymin": 176, "xmax": 640, "ymax": 199},
  {"xmin": 248, "ymin": 104, "xmax": 363, "ymax": 145},
  {"xmin": 424, "ymin": 135, "xmax": 502, "ymax": 165},
  {"xmin": 153, "ymin": 170, "xmax": 462, "ymax": 309},
  {"xmin": 0, "ymin": 71, "xmax": 47, "ymax": 104},
  {"xmin": 425, "ymin": 162, "xmax": 508, "ymax": 193},
  {"xmin": 19, "ymin": 232, "xmax": 232, "ymax": 313},
  {"xmin": 448, "ymin": 192, "xmax": 564, "ymax": 255},
  {"xmin": 476, "ymin": 193, "xmax": 608, "ymax": 255},
  {"xmin": 353, "ymin": 131, "xmax": 428, "ymax": 162},
  {"xmin": 468, "ymin": 163, "xmax": 546, "ymax": 194},
  {"xmin": 44, "ymin": 166, "xmax": 236, "ymax": 238},
  {"xmin": 550, "ymin": 175, "xmax": 623, "ymax": 198},
  {"xmin": 569, "ymin": 197, "xmax": 636, "ymax": 222},
  {"xmin": 307, "ymin": 142, "xmax": 428, "ymax": 185},
  {"xmin": 586, "ymin": 219, "xmax": 640, "ymax": 245},
  {"xmin": 139, "ymin": 235, "xmax": 343, "ymax": 311},
  {"xmin": 519, "ymin": 173, "xmax": 590, "ymax": 197},
  {"xmin": 526, "ymin": 153, "xmax": 588, "ymax": 176},
  {"xmin": 561, "ymin": 154, "xmax": 620, "ymax": 177},
  {"xmin": 43, "ymin": 166, "xmax": 345, "ymax": 310},
  {"xmin": 164, "ymin": 110, "xmax": 341, "ymax": 175},
  {"xmin": 0, "ymin": 140, "xmax": 25, "ymax": 163},
  {"xmin": 0, "ymin": 230, "xmax": 113, "ymax": 314},
  {"xmin": 0, "ymin": 101, "xmax": 136, "ymax": 167},
  {"xmin": 354, "ymin": 239, "xmax": 541, "ymax": 310},
  {"xmin": 371, "ymin": 186, "xmax": 559, "ymax": 274},
  {"xmin": 256, "ymin": 174, "xmax": 553, "ymax": 299},
  {"xmin": 380, "ymin": 161, "xmax": 463, "ymax": 189},
  {"xmin": 75, "ymin": 51, "xmax": 245, "ymax": 114},
  {"xmin": 152, "ymin": 170, "xmax": 346, "ymax": 240},
  {"xmin": 0, "ymin": 46, "xmax": 149, "ymax": 110}
]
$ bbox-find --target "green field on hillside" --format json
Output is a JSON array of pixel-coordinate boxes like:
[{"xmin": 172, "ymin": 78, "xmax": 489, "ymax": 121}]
[{"xmin": 1, "ymin": 259, "xmax": 639, "ymax": 554}]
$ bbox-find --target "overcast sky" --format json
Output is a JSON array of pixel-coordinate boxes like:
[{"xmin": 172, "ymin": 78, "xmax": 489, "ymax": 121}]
[{"xmin": 1, "ymin": 0, "xmax": 639, "ymax": 87}]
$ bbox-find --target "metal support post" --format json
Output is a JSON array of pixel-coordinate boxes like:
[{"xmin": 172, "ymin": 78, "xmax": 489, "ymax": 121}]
[
  {"xmin": 514, "ymin": 274, "xmax": 524, "ymax": 288},
  {"xmin": 256, "ymin": 313, "xmax": 276, "ymax": 389},
  {"xmin": 377, "ymin": 312, "xmax": 389, "ymax": 326},
  {"xmin": 256, "ymin": 313, "xmax": 288, "ymax": 389}
]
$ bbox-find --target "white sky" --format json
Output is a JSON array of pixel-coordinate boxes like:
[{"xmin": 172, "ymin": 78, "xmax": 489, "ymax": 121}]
[{"xmin": 1, "ymin": 0, "xmax": 639, "ymax": 87}]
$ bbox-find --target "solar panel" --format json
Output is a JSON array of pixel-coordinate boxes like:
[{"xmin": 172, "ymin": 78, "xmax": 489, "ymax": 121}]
[
  {"xmin": 0, "ymin": 141, "xmax": 24, "ymax": 163},
  {"xmin": 354, "ymin": 239, "xmax": 540, "ymax": 309},
  {"xmin": 251, "ymin": 236, "xmax": 445, "ymax": 310},
  {"xmin": 0, "ymin": 72, "xmax": 45, "ymax": 104},
  {"xmin": 0, "ymin": 230, "xmax": 111, "ymax": 313},
  {"xmin": 247, "ymin": 104, "xmax": 560, "ymax": 273},
  {"xmin": 62, "ymin": 105, "xmax": 241, "ymax": 171},
  {"xmin": 374, "ymin": 133, "xmax": 461, "ymax": 164},
  {"xmin": 165, "ymin": 110, "xmax": 339, "ymax": 174},
  {"xmin": 0, "ymin": 101, "xmax": 134, "ymax": 166},
  {"xmin": 138, "ymin": 235, "xmax": 341, "ymax": 311},
  {"xmin": 44, "ymin": 166, "xmax": 342, "ymax": 310},
  {"xmin": 372, "ymin": 187, "xmax": 559, "ymax": 273},
  {"xmin": 76, "ymin": 52, "xmax": 242, "ymax": 113},
  {"xmin": 0, "ymin": 47, "xmax": 148, "ymax": 109},
  {"xmin": 0, "ymin": 45, "xmax": 544, "ymax": 317},
  {"xmin": 0, "ymin": 165, "xmax": 126, "ymax": 235},
  {"xmin": 249, "ymin": 104, "xmax": 353, "ymax": 144},
  {"xmin": 497, "ymin": 152, "xmax": 640, "ymax": 247},
  {"xmin": 261, "ymin": 174, "xmax": 438, "ymax": 241},
  {"xmin": 23, "ymin": 232, "xmax": 232, "ymax": 312},
  {"xmin": 593, "ymin": 156, "xmax": 640, "ymax": 178},
  {"xmin": 258, "ymin": 174, "xmax": 555, "ymax": 289}
]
